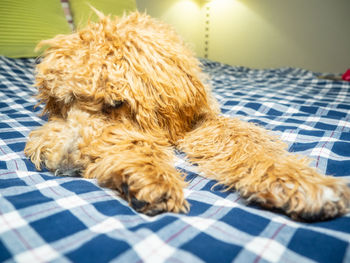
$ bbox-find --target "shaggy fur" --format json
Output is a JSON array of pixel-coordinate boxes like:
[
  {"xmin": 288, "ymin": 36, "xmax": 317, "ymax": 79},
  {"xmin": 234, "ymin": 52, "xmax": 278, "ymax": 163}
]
[{"xmin": 25, "ymin": 11, "xmax": 350, "ymax": 221}]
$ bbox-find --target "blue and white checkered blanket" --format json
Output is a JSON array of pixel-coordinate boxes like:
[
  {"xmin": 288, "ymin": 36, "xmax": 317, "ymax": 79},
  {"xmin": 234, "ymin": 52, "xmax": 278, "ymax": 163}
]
[{"xmin": 1, "ymin": 56, "xmax": 349, "ymax": 263}]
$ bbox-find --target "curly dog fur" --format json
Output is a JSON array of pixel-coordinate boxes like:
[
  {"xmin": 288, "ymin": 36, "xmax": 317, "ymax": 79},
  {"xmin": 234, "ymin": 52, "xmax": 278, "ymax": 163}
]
[{"xmin": 25, "ymin": 10, "xmax": 350, "ymax": 221}]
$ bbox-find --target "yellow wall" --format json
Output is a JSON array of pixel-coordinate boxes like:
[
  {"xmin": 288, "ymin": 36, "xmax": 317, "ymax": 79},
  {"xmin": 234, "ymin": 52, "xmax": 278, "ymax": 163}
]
[{"xmin": 136, "ymin": 0, "xmax": 350, "ymax": 73}]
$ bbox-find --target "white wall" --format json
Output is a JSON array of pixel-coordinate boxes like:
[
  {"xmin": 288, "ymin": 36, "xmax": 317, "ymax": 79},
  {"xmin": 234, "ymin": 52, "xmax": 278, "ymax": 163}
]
[{"xmin": 136, "ymin": 0, "xmax": 350, "ymax": 73}]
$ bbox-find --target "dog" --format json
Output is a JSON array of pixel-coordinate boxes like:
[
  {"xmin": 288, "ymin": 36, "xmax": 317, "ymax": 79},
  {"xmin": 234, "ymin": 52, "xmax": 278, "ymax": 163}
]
[{"xmin": 25, "ymin": 10, "xmax": 350, "ymax": 221}]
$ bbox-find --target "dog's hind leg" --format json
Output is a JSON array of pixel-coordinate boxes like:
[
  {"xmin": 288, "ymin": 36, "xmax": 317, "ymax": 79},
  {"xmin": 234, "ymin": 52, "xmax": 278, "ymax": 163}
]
[
  {"xmin": 83, "ymin": 126, "xmax": 189, "ymax": 215},
  {"xmin": 178, "ymin": 116, "xmax": 350, "ymax": 221}
]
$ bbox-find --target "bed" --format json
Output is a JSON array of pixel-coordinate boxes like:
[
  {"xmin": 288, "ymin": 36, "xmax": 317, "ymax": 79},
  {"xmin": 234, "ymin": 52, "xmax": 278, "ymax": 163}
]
[{"xmin": 1, "ymin": 55, "xmax": 350, "ymax": 263}]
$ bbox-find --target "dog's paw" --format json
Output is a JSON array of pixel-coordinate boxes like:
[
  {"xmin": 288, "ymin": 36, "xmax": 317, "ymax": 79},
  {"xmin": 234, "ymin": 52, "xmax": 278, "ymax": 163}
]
[
  {"xmin": 288, "ymin": 181, "xmax": 350, "ymax": 221},
  {"xmin": 250, "ymin": 175, "xmax": 350, "ymax": 222},
  {"xmin": 120, "ymin": 179, "xmax": 189, "ymax": 216}
]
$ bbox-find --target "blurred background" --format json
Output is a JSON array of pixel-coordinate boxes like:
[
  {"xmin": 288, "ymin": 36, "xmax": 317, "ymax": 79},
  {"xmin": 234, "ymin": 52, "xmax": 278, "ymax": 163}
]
[{"xmin": 136, "ymin": 0, "xmax": 350, "ymax": 73}]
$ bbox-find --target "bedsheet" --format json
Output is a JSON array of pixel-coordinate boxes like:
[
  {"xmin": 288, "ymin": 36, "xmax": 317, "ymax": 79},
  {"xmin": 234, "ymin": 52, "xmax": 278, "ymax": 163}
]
[{"xmin": 1, "ymin": 56, "xmax": 350, "ymax": 263}]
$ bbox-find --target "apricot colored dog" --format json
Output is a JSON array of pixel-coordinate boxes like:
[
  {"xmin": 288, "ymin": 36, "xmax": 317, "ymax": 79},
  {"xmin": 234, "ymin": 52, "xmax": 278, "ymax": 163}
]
[{"xmin": 25, "ymin": 11, "xmax": 350, "ymax": 221}]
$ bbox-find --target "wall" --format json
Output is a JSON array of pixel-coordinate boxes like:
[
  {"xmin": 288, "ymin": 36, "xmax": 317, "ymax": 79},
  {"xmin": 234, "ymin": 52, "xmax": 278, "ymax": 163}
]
[{"xmin": 136, "ymin": 0, "xmax": 350, "ymax": 73}]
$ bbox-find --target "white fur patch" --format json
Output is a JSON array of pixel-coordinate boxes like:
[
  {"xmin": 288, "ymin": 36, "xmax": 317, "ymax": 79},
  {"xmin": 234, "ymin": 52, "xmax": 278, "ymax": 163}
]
[
  {"xmin": 285, "ymin": 183, "xmax": 294, "ymax": 189},
  {"xmin": 322, "ymin": 187, "xmax": 339, "ymax": 202}
]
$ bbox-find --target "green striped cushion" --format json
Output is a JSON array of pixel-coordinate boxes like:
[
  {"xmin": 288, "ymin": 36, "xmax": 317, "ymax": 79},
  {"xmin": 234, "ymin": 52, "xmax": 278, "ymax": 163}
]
[
  {"xmin": 69, "ymin": 0, "xmax": 137, "ymax": 29},
  {"xmin": 0, "ymin": 0, "xmax": 72, "ymax": 58}
]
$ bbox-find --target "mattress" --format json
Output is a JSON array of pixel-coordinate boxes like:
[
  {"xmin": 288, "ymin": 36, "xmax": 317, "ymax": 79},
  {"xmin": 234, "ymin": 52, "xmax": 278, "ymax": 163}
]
[{"xmin": 1, "ymin": 56, "xmax": 350, "ymax": 263}]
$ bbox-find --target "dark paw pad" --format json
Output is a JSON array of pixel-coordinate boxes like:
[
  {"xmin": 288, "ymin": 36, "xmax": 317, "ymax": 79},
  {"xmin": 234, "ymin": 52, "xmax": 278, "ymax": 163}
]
[
  {"xmin": 145, "ymin": 209, "xmax": 165, "ymax": 216},
  {"xmin": 121, "ymin": 183, "xmax": 129, "ymax": 196},
  {"xmin": 55, "ymin": 167, "xmax": 82, "ymax": 177},
  {"xmin": 131, "ymin": 198, "xmax": 148, "ymax": 211}
]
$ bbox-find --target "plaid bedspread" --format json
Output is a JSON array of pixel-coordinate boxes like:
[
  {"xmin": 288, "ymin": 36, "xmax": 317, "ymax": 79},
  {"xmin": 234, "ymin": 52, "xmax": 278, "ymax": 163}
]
[{"xmin": 1, "ymin": 56, "xmax": 349, "ymax": 263}]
